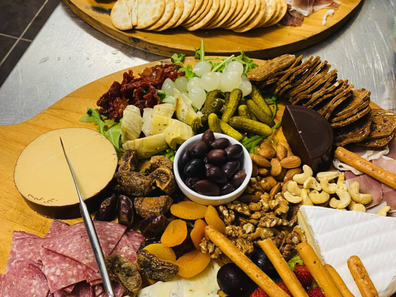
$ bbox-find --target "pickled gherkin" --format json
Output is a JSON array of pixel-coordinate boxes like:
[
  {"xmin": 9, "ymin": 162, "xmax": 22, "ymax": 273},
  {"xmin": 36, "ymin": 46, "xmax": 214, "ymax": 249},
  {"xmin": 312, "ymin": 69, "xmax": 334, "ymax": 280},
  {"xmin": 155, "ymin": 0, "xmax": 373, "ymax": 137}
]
[
  {"xmin": 208, "ymin": 113, "xmax": 222, "ymax": 133},
  {"xmin": 200, "ymin": 89, "xmax": 225, "ymax": 124},
  {"xmin": 219, "ymin": 119, "xmax": 243, "ymax": 141},
  {"xmin": 238, "ymin": 105, "xmax": 257, "ymax": 121},
  {"xmin": 246, "ymin": 100, "xmax": 275, "ymax": 127},
  {"xmin": 249, "ymin": 85, "xmax": 273, "ymax": 117},
  {"xmin": 229, "ymin": 116, "xmax": 272, "ymax": 137},
  {"xmin": 221, "ymin": 89, "xmax": 242, "ymax": 123}
]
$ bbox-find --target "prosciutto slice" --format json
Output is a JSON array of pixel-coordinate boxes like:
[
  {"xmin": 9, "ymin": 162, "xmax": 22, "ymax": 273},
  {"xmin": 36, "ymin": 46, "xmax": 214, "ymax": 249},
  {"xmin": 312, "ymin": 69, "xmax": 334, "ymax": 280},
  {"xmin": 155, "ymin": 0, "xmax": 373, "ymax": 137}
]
[
  {"xmin": 372, "ymin": 157, "xmax": 396, "ymax": 210},
  {"xmin": 345, "ymin": 171, "xmax": 383, "ymax": 208},
  {"xmin": 285, "ymin": 0, "xmax": 340, "ymax": 17}
]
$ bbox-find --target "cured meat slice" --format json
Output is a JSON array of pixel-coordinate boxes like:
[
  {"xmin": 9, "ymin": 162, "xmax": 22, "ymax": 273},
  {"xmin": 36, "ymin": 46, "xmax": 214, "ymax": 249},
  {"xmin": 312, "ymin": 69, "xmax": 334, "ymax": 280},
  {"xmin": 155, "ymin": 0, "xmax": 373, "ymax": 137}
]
[
  {"xmin": 1, "ymin": 263, "xmax": 49, "ymax": 297},
  {"xmin": 63, "ymin": 285, "xmax": 75, "ymax": 293},
  {"xmin": 40, "ymin": 248, "xmax": 86, "ymax": 293},
  {"xmin": 97, "ymin": 282, "xmax": 125, "ymax": 297},
  {"xmin": 45, "ymin": 220, "xmax": 70, "ymax": 238},
  {"xmin": 93, "ymin": 285, "xmax": 104, "ymax": 297},
  {"xmin": 111, "ymin": 234, "xmax": 139, "ymax": 264},
  {"xmin": 126, "ymin": 229, "xmax": 145, "ymax": 252},
  {"xmin": 372, "ymin": 157, "xmax": 396, "ymax": 209},
  {"xmin": 53, "ymin": 281, "xmax": 94, "ymax": 297},
  {"xmin": 43, "ymin": 221, "xmax": 126, "ymax": 271},
  {"xmin": 345, "ymin": 171, "xmax": 383, "ymax": 208}
]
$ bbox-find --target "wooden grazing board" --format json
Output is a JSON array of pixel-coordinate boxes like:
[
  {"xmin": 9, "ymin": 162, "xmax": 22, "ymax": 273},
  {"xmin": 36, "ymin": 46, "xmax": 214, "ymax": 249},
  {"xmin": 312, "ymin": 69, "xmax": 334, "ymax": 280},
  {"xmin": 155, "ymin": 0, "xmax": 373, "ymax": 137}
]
[
  {"xmin": 0, "ymin": 57, "xmax": 379, "ymax": 275},
  {"xmin": 63, "ymin": 0, "xmax": 363, "ymax": 58}
]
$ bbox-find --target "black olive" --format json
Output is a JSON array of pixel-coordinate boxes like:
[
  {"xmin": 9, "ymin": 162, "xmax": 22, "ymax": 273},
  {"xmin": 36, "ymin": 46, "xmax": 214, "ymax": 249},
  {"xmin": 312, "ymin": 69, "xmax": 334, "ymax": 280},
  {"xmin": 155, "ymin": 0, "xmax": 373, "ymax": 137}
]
[
  {"xmin": 222, "ymin": 160, "xmax": 241, "ymax": 179},
  {"xmin": 185, "ymin": 177, "xmax": 201, "ymax": 189},
  {"xmin": 184, "ymin": 158, "xmax": 205, "ymax": 177},
  {"xmin": 179, "ymin": 149, "xmax": 192, "ymax": 166},
  {"xmin": 210, "ymin": 138, "xmax": 230, "ymax": 150},
  {"xmin": 231, "ymin": 170, "xmax": 247, "ymax": 188},
  {"xmin": 220, "ymin": 183, "xmax": 234, "ymax": 195},
  {"xmin": 206, "ymin": 166, "xmax": 227, "ymax": 185},
  {"xmin": 190, "ymin": 140, "xmax": 208, "ymax": 158},
  {"xmin": 225, "ymin": 144, "xmax": 243, "ymax": 160},
  {"xmin": 201, "ymin": 130, "xmax": 215, "ymax": 146},
  {"xmin": 207, "ymin": 149, "xmax": 227, "ymax": 163},
  {"xmin": 193, "ymin": 180, "xmax": 220, "ymax": 196}
]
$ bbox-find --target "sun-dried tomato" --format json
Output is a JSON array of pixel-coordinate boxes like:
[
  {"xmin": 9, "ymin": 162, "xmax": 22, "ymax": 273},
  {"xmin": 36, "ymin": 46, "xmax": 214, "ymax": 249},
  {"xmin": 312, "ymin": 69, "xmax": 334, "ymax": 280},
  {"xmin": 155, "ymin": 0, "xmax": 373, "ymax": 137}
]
[{"xmin": 96, "ymin": 63, "xmax": 183, "ymax": 120}]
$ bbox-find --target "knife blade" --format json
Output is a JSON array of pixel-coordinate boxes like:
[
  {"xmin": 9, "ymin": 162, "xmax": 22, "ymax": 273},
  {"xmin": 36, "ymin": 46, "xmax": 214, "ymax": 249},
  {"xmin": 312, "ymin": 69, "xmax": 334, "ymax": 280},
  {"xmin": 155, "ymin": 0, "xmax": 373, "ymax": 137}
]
[{"xmin": 60, "ymin": 137, "xmax": 115, "ymax": 297}]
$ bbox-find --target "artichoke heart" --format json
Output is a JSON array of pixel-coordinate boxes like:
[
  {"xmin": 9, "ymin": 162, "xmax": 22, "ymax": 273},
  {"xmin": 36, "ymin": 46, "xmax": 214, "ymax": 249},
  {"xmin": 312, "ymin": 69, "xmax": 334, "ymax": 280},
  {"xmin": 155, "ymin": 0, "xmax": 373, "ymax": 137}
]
[
  {"xmin": 122, "ymin": 133, "xmax": 168, "ymax": 159},
  {"xmin": 150, "ymin": 115, "xmax": 179, "ymax": 135},
  {"xmin": 121, "ymin": 105, "xmax": 143, "ymax": 143},
  {"xmin": 149, "ymin": 167, "xmax": 176, "ymax": 195},
  {"xmin": 142, "ymin": 108, "xmax": 154, "ymax": 137},
  {"xmin": 164, "ymin": 121, "xmax": 194, "ymax": 149},
  {"xmin": 153, "ymin": 103, "xmax": 175, "ymax": 118},
  {"xmin": 174, "ymin": 89, "xmax": 202, "ymax": 131}
]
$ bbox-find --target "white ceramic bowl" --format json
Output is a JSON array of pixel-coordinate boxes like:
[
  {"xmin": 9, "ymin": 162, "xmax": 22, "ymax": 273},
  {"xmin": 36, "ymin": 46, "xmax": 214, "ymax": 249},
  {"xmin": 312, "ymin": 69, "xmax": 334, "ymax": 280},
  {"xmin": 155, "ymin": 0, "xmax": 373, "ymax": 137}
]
[{"xmin": 174, "ymin": 133, "xmax": 252, "ymax": 206}]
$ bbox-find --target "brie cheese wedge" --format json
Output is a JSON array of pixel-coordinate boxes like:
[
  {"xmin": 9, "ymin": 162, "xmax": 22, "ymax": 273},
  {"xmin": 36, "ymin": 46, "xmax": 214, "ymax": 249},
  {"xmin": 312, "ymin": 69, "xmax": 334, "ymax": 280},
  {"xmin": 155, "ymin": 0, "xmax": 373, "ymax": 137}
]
[
  {"xmin": 137, "ymin": 261, "xmax": 220, "ymax": 296},
  {"xmin": 298, "ymin": 206, "xmax": 396, "ymax": 297}
]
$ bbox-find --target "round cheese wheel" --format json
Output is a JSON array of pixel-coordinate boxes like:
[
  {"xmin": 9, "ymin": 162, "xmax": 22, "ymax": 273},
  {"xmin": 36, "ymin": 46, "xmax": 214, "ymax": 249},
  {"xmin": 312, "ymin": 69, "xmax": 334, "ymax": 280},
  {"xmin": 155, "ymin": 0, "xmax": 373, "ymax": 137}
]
[{"xmin": 14, "ymin": 128, "xmax": 118, "ymax": 219}]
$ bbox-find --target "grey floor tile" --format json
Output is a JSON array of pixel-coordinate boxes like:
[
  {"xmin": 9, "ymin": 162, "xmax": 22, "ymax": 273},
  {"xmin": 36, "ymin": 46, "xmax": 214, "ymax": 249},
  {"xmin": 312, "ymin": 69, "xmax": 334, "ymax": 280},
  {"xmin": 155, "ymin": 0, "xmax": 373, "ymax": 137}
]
[{"xmin": 0, "ymin": 35, "xmax": 17, "ymax": 61}]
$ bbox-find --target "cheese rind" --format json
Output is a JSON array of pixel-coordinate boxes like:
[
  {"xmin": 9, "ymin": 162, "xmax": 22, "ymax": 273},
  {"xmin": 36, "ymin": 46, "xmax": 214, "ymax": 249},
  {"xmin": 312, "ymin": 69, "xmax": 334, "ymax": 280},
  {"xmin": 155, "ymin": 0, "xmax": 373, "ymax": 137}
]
[
  {"xmin": 14, "ymin": 128, "xmax": 118, "ymax": 219},
  {"xmin": 298, "ymin": 206, "xmax": 396, "ymax": 297}
]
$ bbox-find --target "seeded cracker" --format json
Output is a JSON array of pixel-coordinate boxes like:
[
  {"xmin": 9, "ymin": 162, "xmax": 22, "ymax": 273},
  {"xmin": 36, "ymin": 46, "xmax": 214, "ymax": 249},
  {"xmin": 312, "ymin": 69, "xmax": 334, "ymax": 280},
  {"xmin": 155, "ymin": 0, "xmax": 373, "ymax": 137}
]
[
  {"xmin": 355, "ymin": 132, "xmax": 395, "ymax": 149},
  {"xmin": 330, "ymin": 89, "xmax": 371, "ymax": 122},
  {"xmin": 365, "ymin": 109, "xmax": 396, "ymax": 140},
  {"xmin": 263, "ymin": 55, "xmax": 303, "ymax": 86},
  {"xmin": 331, "ymin": 105, "xmax": 371, "ymax": 129},
  {"xmin": 334, "ymin": 114, "xmax": 372, "ymax": 146},
  {"xmin": 309, "ymin": 79, "xmax": 349, "ymax": 110},
  {"xmin": 247, "ymin": 54, "xmax": 296, "ymax": 82}
]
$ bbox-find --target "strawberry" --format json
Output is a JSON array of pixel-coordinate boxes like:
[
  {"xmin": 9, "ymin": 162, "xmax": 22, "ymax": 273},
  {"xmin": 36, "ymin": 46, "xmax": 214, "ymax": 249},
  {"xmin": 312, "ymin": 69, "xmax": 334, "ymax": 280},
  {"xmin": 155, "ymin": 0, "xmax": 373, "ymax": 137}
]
[
  {"xmin": 294, "ymin": 264, "xmax": 313, "ymax": 288},
  {"xmin": 275, "ymin": 281, "xmax": 292, "ymax": 296},
  {"xmin": 307, "ymin": 287, "xmax": 325, "ymax": 297},
  {"xmin": 250, "ymin": 287, "xmax": 269, "ymax": 297}
]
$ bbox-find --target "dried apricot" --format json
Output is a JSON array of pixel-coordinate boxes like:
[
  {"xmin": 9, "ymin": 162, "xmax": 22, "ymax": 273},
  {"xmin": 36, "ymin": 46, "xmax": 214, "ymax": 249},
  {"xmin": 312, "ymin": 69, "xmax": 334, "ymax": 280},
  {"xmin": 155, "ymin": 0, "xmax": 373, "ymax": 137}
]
[
  {"xmin": 144, "ymin": 243, "xmax": 177, "ymax": 262},
  {"xmin": 204, "ymin": 205, "xmax": 226, "ymax": 234},
  {"xmin": 175, "ymin": 250, "xmax": 211, "ymax": 278},
  {"xmin": 170, "ymin": 201, "xmax": 208, "ymax": 220},
  {"xmin": 161, "ymin": 219, "xmax": 187, "ymax": 247},
  {"xmin": 190, "ymin": 219, "xmax": 207, "ymax": 250}
]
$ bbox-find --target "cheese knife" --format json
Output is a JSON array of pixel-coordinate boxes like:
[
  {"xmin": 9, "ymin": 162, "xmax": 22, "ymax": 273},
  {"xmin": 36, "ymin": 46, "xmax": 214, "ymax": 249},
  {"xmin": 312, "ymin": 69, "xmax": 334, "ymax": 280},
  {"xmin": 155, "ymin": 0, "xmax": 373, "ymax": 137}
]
[{"xmin": 60, "ymin": 137, "xmax": 115, "ymax": 297}]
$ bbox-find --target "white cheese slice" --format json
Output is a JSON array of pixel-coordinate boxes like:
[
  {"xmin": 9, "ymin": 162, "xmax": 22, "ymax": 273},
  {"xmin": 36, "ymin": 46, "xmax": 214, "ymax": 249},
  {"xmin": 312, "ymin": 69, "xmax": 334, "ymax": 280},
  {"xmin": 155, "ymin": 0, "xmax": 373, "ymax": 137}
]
[
  {"xmin": 137, "ymin": 261, "xmax": 220, "ymax": 297},
  {"xmin": 298, "ymin": 206, "xmax": 396, "ymax": 297},
  {"xmin": 14, "ymin": 128, "xmax": 118, "ymax": 218}
]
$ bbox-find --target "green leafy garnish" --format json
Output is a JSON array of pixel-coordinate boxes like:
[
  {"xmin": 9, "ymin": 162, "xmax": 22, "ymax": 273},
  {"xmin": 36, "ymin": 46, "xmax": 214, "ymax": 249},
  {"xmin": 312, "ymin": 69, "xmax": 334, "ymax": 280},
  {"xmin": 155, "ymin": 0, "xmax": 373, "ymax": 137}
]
[
  {"xmin": 158, "ymin": 148, "xmax": 176, "ymax": 161},
  {"xmin": 194, "ymin": 39, "xmax": 205, "ymax": 61},
  {"xmin": 211, "ymin": 55, "xmax": 234, "ymax": 73},
  {"xmin": 272, "ymin": 121, "xmax": 282, "ymax": 130},
  {"xmin": 288, "ymin": 254, "xmax": 304, "ymax": 271},
  {"xmin": 80, "ymin": 108, "xmax": 123, "ymax": 153},
  {"xmin": 179, "ymin": 64, "xmax": 196, "ymax": 81},
  {"xmin": 157, "ymin": 90, "xmax": 170, "ymax": 101},
  {"xmin": 171, "ymin": 53, "xmax": 186, "ymax": 65},
  {"xmin": 234, "ymin": 51, "xmax": 258, "ymax": 75},
  {"xmin": 241, "ymin": 135, "xmax": 265, "ymax": 153},
  {"xmin": 264, "ymin": 94, "xmax": 278, "ymax": 119}
]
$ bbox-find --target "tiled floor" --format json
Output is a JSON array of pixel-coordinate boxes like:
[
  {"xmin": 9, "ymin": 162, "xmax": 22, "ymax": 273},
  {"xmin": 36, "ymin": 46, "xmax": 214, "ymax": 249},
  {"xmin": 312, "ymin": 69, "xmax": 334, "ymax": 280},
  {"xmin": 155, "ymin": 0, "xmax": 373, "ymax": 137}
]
[{"xmin": 0, "ymin": 0, "xmax": 60, "ymax": 87}]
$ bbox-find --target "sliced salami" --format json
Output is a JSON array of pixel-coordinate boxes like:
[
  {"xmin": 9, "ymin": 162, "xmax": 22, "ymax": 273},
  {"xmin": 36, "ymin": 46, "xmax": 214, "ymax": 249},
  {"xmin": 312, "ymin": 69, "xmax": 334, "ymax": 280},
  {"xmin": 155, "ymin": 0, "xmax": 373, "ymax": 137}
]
[
  {"xmin": 40, "ymin": 248, "xmax": 86, "ymax": 293},
  {"xmin": 43, "ymin": 221, "xmax": 126, "ymax": 271},
  {"xmin": 111, "ymin": 233, "xmax": 140, "ymax": 264},
  {"xmin": 44, "ymin": 220, "xmax": 70, "ymax": 238},
  {"xmin": 93, "ymin": 284, "xmax": 104, "ymax": 297},
  {"xmin": 53, "ymin": 281, "xmax": 93, "ymax": 297},
  {"xmin": 125, "ymin": 229, "xmax": 145, "ymax": 252}
]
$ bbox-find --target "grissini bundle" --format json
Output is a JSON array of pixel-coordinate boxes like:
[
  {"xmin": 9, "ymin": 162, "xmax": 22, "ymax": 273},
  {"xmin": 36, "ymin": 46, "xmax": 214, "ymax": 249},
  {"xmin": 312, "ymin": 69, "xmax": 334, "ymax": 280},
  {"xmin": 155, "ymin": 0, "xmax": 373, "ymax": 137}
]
[
  {"xmin": 347, "ymin": 255, "xmax": 379, "ymax": 297},
  {"xmin": 324, "ymin": 264, "xmax": 354, "ymax": 297}
]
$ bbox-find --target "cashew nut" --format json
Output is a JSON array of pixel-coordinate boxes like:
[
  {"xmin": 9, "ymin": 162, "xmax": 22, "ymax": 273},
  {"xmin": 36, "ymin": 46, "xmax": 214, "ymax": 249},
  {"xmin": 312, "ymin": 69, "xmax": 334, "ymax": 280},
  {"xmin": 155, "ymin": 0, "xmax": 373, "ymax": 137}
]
[
  {"xmin": 303, "ymin": 176, "xmax": 321, "ymax": 191},
  {"xmin": 320, "ymin": 178, "xmax": 338, "ymax": 194},
  {"xmin": 349, "ymin": 181, "xmax": 372, "ymax": 205},
  {"xmin": 287, "ymin": 181, "xmax": 302, "ymax": 196},
  {"xmin": 377, "ymin": 206, "xmax": 391, "ymax": 217},
  {"xmin": 329, "ymin": 198, "xmax": 340, "ymax": 209},
  {"xmin": 308, "ymin": 190, "xmax": 330, "ymax": 204},
  {"xmin": 337, "ymin": 172, "xmax": 348, "ymax": 191},
  {"xmin": 293, "ymin": 165, "xmax": 313, "ymax": 184},
  {"xmin": 348, "ymin": 200, "xmax": 366, "ymax": 212},
  {"xmin": 283, "ymin": 191, "xmax": 302, "ymax": 204},
  {"xmin": 301, "ymin": 189, "xmax": 313, "ymax": 206},
  {"xmin": 316, "ymin": 171, "xmax": 339, "ymax": 181},
  {"xmin": 335, "ymin": 188, "xmax": 351, "ymax": 209}
]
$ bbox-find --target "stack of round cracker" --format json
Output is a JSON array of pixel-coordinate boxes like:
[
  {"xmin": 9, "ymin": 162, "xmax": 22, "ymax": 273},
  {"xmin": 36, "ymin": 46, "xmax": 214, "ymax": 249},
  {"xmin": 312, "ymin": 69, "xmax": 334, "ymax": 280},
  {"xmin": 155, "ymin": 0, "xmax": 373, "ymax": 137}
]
[{"xmin": 111, "ymin": 0, "xmax": 287, "ymax": 32}]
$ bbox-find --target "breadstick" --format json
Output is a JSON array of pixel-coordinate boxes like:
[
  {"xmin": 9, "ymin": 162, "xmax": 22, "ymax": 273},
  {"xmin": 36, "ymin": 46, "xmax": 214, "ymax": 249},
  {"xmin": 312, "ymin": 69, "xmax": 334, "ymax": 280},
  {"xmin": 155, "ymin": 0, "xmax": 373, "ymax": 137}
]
[
  {"xmin": 259, "ymin": 239, "xmax": 308, "ymax": 297},
  {"xmin": 334, "ymin": 147, "xmax": 396, "ymax": 190},
  {"xmin": 347, "ymin": 255, "xmax": 378, "ymax": 297},
  {"xmin": 324, "ymin": 264, "xmax": 354, "ymax": 297},
  {"xmin": 204, "ymin": 225, "xmax": 289, "ymax": 297},
  {"xmin": 296, "ymin": 242, "xmax": 343, "ymax": 297}
]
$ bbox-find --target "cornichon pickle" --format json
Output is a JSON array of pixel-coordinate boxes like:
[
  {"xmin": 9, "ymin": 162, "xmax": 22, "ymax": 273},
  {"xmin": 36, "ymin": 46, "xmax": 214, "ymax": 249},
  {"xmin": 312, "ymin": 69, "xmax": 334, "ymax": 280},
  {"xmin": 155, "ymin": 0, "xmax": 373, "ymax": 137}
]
[
  {"xmin": 238, "ymin": 105, "xmax": 257, "ymax": 120},
  {"xmin": 94, "ymin": 194, "xmax": 118, "ymax": 221},
  {"xmin": 229, "ymin": 116, "xmax": 273, "ymax": 137},
  {"xmin": 221, "ymin": 89, "xmax": 242, "ymax": 123},
  {"xmin": 201, "ymin": 90, "xmax": 225, "ymax": 124},
  {"xmin": 118, "ymin": 195, "xmax": 134, "ymax": 229},
  {"xmin": 250, "ymin": 85, "xmax": 273, "ymax": 117},
  {"xmin": 219, "ymin": 119, "xmax": 243, "ymax": 141},
  {"xmin": 246, "ymin": 100, "xmax": 275, "ymax": 127},
  {"xmin": 208, "ymin": 113, "xmax": 222, "ymax": 133}
]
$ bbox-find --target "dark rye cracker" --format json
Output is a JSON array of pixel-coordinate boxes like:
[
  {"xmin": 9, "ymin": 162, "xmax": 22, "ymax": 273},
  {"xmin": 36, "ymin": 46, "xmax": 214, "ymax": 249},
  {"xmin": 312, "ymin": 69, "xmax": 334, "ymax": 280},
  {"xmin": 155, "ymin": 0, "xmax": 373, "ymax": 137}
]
[
  {"xmin": 330, "ymin": 89, "xmax": 371, "ymax": 122},
  {"xmin": 334, "ymin": 114, "xmax": 372, "ymax": 146},
  {"xmin": 313, "ymin": 81, "xmax": 351, "ymax": 114},
  {"xmin": 331, "ymin": 105, "xmax": 371, "ymax": 128},
  {"xmin": 323, "ymin": 83, "xmax": 355, "ymax": 120},
  {"xmin": 291, "ymin": 68, "xmax": 338, "ymax": 105},
  {"xmin": 247, "ymin": 54, "xmax": 296, "ymax": 82},
  {"xmin": 355, "ymin": 132, "xmax": 395, "ymax": 149},
  {"xmin": 278, "ymin": 58, "xmax": 326, "ymax": 97},
  {"xmin": 365, "ymin": 109, "xmax": 396, "ymax": 140},
  {"xmin": 304, "ymin": 79, "xmax": 344, "ymax": 108},
  {"xmin": 317, "ymin": 83, "xmax": 353, "ymax": 117},
  {"xmin": 263, "ymin": 55, "xmax": 304, "ymax": 86},
  {"xmin": 302, "ymin": 77, "xmax": 340, "ymax": 107}
]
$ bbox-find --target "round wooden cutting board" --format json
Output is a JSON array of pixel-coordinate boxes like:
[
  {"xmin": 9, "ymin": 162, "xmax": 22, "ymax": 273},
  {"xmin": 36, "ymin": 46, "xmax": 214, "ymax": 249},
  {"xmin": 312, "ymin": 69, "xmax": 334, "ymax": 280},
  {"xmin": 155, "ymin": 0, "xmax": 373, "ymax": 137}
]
[{"xmin": 63, "ymin": 0, "xmax": 363, "ymax": 58}]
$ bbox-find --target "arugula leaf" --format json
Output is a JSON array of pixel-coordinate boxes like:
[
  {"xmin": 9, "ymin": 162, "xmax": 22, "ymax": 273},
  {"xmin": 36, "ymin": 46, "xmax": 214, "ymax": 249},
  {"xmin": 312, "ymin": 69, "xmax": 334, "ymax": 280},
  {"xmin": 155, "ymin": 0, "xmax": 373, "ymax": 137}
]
[
  {"xmin": 234, "ymin": 51, "xmax": 258, "ymax": 75},
  {"xmin": 194, "ymin": 39, "xmax": 205, "ymax": 61},
  {"xmin": 271, "ymin": 120, "xmax": 282, "ymax": 130},
  {"xmin": 171, "ymin": 53, "xmax": 185, "ymax": 65},
  {"xmin": 158, "ymin": 148, "xmax": 176, "ymax": 161},
  {"xmin": 211, "ymin": 55, "xmax": 234, "ymax": 73},
  {"xmin": 241, "ymin": 135, "xmax": 265, "ymax": 153},
  {"xmin": 80, "ymin": 108, "xmax": 123, "ymax": 153},
  {"xmin": 288, "ymin": 254, "xmax": 304, "ymax": 271},
  {"xmin": 179, "ymin": 64, "xmax": 196, "ymax": 81},
  {"xmin": 157, "ymin": 90, "xmax": 170, "ymax": 101}
]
